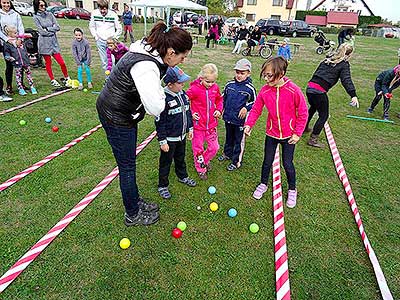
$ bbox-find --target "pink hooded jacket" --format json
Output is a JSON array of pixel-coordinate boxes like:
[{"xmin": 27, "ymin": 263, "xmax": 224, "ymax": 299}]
[
  {"xmin": 186, "ymin": 78, "xmax": 223, "ymax": 131},
  {"xmin": 245, "ymin": 77, "xmax": 308, "ymax": 139}
]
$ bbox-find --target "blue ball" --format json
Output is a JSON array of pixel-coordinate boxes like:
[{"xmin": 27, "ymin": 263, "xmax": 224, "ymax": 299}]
[
  {"xmin": 228, "ymin": 208, "xmax": 237, "ymax": 218},
  {"xmin": 208, "ymin": 186, "xmax": 216, "ymax": 195},
  {"xmin": 45, "ymin": 117, "xmax": 52, "ymax": 123}
]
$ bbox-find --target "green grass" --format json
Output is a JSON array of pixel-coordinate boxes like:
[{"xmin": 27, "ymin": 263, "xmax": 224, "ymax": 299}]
[{"xmin": 0, "ymin": 17, "xmax": 399, "ymax": 299}]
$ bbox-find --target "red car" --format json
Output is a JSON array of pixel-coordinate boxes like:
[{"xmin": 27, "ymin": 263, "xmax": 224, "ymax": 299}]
[{"xmin": 55, "ymin": 8, "xmax": 90, "ymax": 20}]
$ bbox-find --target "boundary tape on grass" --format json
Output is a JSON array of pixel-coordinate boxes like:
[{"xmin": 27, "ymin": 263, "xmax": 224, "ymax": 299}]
[
  {"xmin": 0, "ymin": 89, "xmax": 71, "ymax": 116},
  {"xmin": 0, "ymin": 131, "xmax": 157, "ymax": 293},
  {"xmin": 0, "ymin": 124, "xmax": 102, "ymax": 192},
  {"xmin": 324, "ymin": 122, "xmax": 393, "ymax": 300},
  {"xmin": 272, "ymin": 146, "xmax": 291, "ymax": 300}
]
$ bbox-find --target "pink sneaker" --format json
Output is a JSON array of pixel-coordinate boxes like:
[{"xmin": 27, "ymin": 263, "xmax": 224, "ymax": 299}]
[
  {"xmin": 253, "ymin": 183, "xmax": 268, "ymax": 200},
  {"xmin": 286, "ymin": 189, "xmax": 297, "ymax": 208}
]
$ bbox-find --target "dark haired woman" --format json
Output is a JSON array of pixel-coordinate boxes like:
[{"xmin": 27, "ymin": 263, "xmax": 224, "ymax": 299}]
[
  {"xmin": 0, "ymin": 0, "xmax": 24, "ymax": 94},
  {"xmin": 33, "ymin": 0, "xmax": 70, "ymax": 87},
  {"xmin": 96, "ymin": 22, "xmax": 192, "ymax": 227}
]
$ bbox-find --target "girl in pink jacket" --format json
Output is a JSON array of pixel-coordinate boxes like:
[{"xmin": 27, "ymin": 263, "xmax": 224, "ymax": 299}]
[
  {"xmin": 244, "ymin": 56, "xmax": 308, "ymax": 207},
  {"xmin": 106, "ymin": 38, "xmax": 129, "ymax": 72},
  {"xmin": 187, "ymin": 63, "xmax": 223, "ymax": 180}
]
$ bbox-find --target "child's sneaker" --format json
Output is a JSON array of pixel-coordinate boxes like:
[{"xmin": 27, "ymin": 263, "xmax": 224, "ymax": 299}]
[
  {"xmin": 198, "ymin": 171, "xmax": 207, "ymax": 180},
  {"xmin": 286, "ymin": 189, "xmax": 297, "ymax": 208},
  {"xmin": 178, "ymin": 177, "xmax": 197, "ymax": 187},
  {"xmin": 0, "ymin": 94, "xmax": 13, "ymax": 102},
  {"xmin": 18, "ymin": 88, "xmax": 27, "ymax": 96},
  {"xmin": 78, "ymin": 83, "xmax": 83, "ymax": 91},
  {"xmin": 253, "ymin": 183, "xmax": 268, "ymax": 200},
  {"xmin": 158, "ymin": 187, "xmax": 171, "ymax": 199},
  {"xmin": 226, "ymin": 163, "xmax": 238, "ymax": 171},
  {"xmin": 87, "ymin": 82, "xmax": 93, "ymax": 89},
  {"xmin": 367, "ymin": 107, "xmax": 373, "ymax": 114},
  {"xmin": 124, "ymin": 210, "xmax": 159, "ymax": 226},
  {"xmin": 218, "ymin": 153, "xmax": 230, "ymax": 161},
  {"xmin": 51, "ymin": 79, "xmax": 61, "ymax": 87},
  {"xmin": 31, "ymin": 87, "xmax": 37, "ymax": 95}
]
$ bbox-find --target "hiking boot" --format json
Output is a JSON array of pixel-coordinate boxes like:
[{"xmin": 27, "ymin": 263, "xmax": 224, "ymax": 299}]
[
  {"xmin": 138, "ymin": 197, "xmax": 159, "ymax": 212},
  {"xmin": 307, "ymin": 134, "xmax": 324, "ymax": 148},
  {"xmin": 253, "ymin": 183, "xmax": 268, "ymax": 200},
  {"xmin": 367, "ymin": 107, "xmax": 373, "ymax": 114},
  {"xmin": 218, "ymin": 153, "xmax": 230, "ymax": 161},
  {"xmin": 158, "ymin": 187, "xmax": 171, "ymax": 199},
  {"xmin": 178, "ymin": 177, "xmax": 197, "ymax": 187},
  {"xmin": 227, "ymin": 163, "xmax": 238, "ymax": 171},
  {"xmin": 198, "ymin": 171, "xmax": 207, "ymax": 180},
  {"xmin": 124, "ymin": 209, "xmax": 159, "ymax": 226},
  {"xmin": 286, "ymin": 189, "xmax": 297, "ymax": 208}
]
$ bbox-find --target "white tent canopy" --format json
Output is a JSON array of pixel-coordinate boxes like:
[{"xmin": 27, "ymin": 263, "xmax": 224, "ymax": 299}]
[{"xmin": 129, "ymin": 0, "xmax": 208, "ymax": 34}]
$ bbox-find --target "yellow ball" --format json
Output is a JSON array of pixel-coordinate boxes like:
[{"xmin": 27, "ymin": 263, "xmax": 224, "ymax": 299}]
[
  {"xmin": 105, "ymin": 70, "xmax": 111, "ymax": 75},
  {"xmin": 209, "ymin": 202, "xmax": 218, "ymax": 212},
  {"xmin": 119, "ymin": 238, "xmax": 131, "ymax": 249}
]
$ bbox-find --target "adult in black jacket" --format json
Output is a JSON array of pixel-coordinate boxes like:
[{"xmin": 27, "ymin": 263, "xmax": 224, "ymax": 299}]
[
  {"xmin": 96, "ymin": 22, "xmax": 192, "ymax": 226},
  {"xmin": 246, "ymin": 25, "xmax": 261, "ymax": 55},
  {"xmin": 337, "ymin": 27, "xmax": 354, "ymax": 46},
  {"xmin": 231, "ymin": 24, "xmax": 249, "ymax": 54},
  {"xmin": 305, "ymin": 43, "xmax": 359, "ymax": 148},
  {"xmin": 367, "ymin": 65, "xmax": 400, "ymax": 120}
]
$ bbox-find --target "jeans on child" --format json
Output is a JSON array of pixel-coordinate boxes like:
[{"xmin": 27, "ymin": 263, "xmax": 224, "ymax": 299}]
[
  {"xmin": 192, "ymin": 127, "xmax": 219, "ymax": 172},
  {"xmin": 77, "ymin": 60, "xmax": 92, "ymax": 84}
]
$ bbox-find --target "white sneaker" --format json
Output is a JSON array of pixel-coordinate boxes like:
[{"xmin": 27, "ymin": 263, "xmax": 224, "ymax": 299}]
[
  {"xmin": 78, "ymin": 84, "xmax": 83, "ymax": 90},
  {"xmin": 51, "ymin": 79, "xmax": 61, "ymax": 87},
  {"xmin": 0, "ymin": 94, "xmax": 13, "ymax": 102}
]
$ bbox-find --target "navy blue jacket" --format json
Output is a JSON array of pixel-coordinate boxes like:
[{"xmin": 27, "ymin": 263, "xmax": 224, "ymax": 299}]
[
  {"xmin": 155, "ymin": 88, "xmax": 193, "ymax": 145},
  {"xmin": 122, "ymin": 11, "xmax": 132, "ymax": 25},
  {"xmin": 222, "ymin": 77, "xmax": 256, "ymax": 126},
  {"xmin": 376, "ymin": 68, "xmax": 400, "ymax": 94}
]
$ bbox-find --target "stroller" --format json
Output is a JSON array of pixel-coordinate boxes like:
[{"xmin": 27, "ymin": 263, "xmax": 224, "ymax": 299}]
[
  {"xmin": 24, "ymin": 28, "xmax": 44, "ymax": 68},
  {"xmin": 314, "ymin": 30, "xmax": 335, "ymax": 55}
]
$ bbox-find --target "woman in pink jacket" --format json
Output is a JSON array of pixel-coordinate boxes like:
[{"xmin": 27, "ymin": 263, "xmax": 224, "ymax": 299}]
[
  {"xmin": 187, "ymin": 63, "xmax": 223, "ymax": 180},
  {"xmin": 244, "ymin": 56, "xmax": 308, "ymax": 207},
  {"xmin": 205, "ymin": 23, "xmax": 219, "ymax": 48}
]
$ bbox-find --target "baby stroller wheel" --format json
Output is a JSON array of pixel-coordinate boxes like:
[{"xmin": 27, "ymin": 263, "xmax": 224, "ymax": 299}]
[
  {"xmin": 241, "ymin": 48, "xmax": 250, "ymax": 56},
  {"xmin": 316, "ymin": 46, "xmax": 324, "ymax": 55},
  {"xmin": 260, "ymin": 46, "xmax": 272, "ymax": 59}
]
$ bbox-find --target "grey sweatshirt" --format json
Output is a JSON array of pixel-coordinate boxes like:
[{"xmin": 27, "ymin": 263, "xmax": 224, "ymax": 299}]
[
  {"xmin": 71, "ymin": 38, "xmax": 91, "ymax": 65},
  {"xmin": 0, "ymin": 9, "xmax": 24, "ymax": 43},
  {"xmin": 33, "ymin": 11, "xmax": 60, "ymax": 55}
]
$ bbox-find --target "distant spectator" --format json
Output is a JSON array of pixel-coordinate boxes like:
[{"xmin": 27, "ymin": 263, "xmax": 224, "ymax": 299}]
[
  {"xmin": 197, "ymin": 15, "xmax": 204, "ymax": 35},
  {"xmin": 277, "ymin": 37, "xmax": 292, "ymax": 62},
  {"xmin": 231, "ymin": 24, "xmax": 249, "ymax": 54},
  {"xmin": 246, "ymin": 25, "xmax": 261, "ymax": 55},
  {"xmin": 216, "ymin": 15, "xmax": 224, "ymax": 36},
  {"xmin": 122, "ymin": 4, "xmax": 134, "ymax": 43},
  {"xmin": 205, "ymin": 23, "xmax": 219, "ymax": 48},
  {"xmin": 338, "ymin": 27, "xmax": 354, "ymax": 46}
]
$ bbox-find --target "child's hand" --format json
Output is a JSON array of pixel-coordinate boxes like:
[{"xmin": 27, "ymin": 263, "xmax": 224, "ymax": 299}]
[
  {"xmin": 244, "ymin": 125, "xmax": 251, "ymax": 136},
  {"xmin": 288, "ymin": 134, "xmax": 300, "ymax": 144},
  {"xmin": 192, "ymin": 112, "xmax": 200, "ymax": 120},
  {"xmin": 238, "ymin": 107, "xmax": 247, "ymax": 119},
  {"xmin": 350, "ymin": 97, "xmax": 359, "ymax": 108},
  {"xmin": 213, "ymin": 110, "xmax": 221, "ymax": 118},
  {"xmin": 160, "ymin": 144, "xmax": 169, "ymax": 152},
  {"xmin": 187, "ymin": 131, "xmax": 193, "ymax": 141},
  {"xmin": 16, "ymin": 40, "xmax": 22, "ymax": 47}
]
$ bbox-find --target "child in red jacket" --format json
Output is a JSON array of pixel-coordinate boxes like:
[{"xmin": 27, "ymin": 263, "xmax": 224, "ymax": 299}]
[
  {"xmin": 187, "ymin": 63, "xmax": 223, "ymax": 180},
  {"xmin": 244, "ymin": 56, "xmax": 308, "ymax": 208}
]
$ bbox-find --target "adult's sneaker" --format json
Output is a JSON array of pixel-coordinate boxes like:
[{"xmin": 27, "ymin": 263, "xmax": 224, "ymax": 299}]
[
  {"xmin": 0, "ymin": 94, "xmax": 13, "ymax": 102},
  {"xmin": 138, "ymin": 197, "xmax": 159, "ymax": 212},
  {"xmin": 124, "ymin": 209, "xmax": 159, "ymax": 226},
  {"xmin": 51, "ymin": 79, "xmax": 61, "ymax": 87}
]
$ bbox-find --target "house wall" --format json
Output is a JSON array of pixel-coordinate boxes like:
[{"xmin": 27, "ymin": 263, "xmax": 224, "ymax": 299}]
[
  {"xmin": 298, "ymin": 0, "xmax": 373, "ymax": 16},
  {"xmin": 327, "ymin": 22, "xmax": 357, "ymax": 28},
  {"xmin": 77, "ymin": 0, "xmax": 162, "ymax": 16}
]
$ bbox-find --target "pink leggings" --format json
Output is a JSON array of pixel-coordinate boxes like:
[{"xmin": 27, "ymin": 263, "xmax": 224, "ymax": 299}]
[
  {"xmin": 43, "ymin": 53, "xmax": 68, "ymax": 80},
  {"xmin": 192, "ymin": 127, "xmax": 220, "ymax": 172}
]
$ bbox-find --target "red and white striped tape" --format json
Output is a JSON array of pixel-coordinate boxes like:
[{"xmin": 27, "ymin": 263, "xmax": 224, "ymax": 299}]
[
  {"xmin": 0, "ymin": 89, "xmax": 71, "ymax": 116},
  {"xmin": 0, "ymin": 124, "xmax": 102, "ymax": 192},
  {"xmin": 324, "ymin": 122, "xmax": 393, "ymax": 300},
  {"xmin": 272, "ymin": 146, "xmax": 291, "ymax": 300},
  {"xmin": 0, "ymin": 131, "xmax": 157, "ymax": 293}
]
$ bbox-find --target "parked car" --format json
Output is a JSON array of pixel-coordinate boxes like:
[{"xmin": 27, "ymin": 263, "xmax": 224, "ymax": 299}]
[
  {"xmin": 256, "ymin": 18, "xmax": 283, "ymax": 35},
  {"xmin": 14, "ymin": 2, "xmax": 33, "ymax": 16},
  {"xmin": 47, "ymin": 5, "xmax": 66, "ymax": 15},
  {"xmin": 280, "ymin": 20, "xmax": 315, "ymax": 37},
  {"xmin": 173, "ymin": 11, "xmax": 199, "ymax": 26},
  {"xmin": 54, "ymin": 8, "xmax": 71, "ymax": 18},
  {"xmin": 65, "ymin": 8, "xmax": 91, "ymax": 20},
  {"xmin": 225, "ymin": 17, "xmax": 248, "ymax": 28}
]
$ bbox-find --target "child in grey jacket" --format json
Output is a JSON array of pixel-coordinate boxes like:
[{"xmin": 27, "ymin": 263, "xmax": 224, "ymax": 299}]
[{"xmin": 71, "ymin": 28, "xmax": 92, "ymax": 90}]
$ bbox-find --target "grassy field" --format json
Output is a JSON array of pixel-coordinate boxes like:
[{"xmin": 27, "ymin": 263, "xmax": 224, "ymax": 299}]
[{"xmin": 0, "ymin": 17, "xmax": 399, "ymax": 300}]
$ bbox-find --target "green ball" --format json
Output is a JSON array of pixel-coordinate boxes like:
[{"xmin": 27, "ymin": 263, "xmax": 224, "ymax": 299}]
[
  {"xmin": 83, "ymin": 88, "xmax": 88, "ymax": 92},
  {"xmin": 177, "ymin": 221, "xmax": 187, "ymax": 232},
  {"xmin": 249, "ymin": 223, "xmax": 259, "ymax": 234},
  {"xmin": 19, "ymin": 120, "xmax": 26, "ymax": 126}
]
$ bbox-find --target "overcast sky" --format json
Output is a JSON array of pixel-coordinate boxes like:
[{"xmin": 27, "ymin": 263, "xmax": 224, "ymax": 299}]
[{"xmin": 297, "ymin": 0, "xmax": 399, "ymax": 23}]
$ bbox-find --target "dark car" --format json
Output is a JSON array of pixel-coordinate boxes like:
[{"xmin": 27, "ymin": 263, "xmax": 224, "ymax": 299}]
[
  {"xmin": 47, "ymin": 5, "xmax": 66, "ymax": 15},
  {"xmin": 173, "ymin": 11, "xmax": 199, "ymax": 26},
  {"xmin": 256, "ymin": 18, "xmax": 283, "ymax": 35},
  {"xmin": 280, "ymin": 20, "xmax": 315, "ymax": 37}
]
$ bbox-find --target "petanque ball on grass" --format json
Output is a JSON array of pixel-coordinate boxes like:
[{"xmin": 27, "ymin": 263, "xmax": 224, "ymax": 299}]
[
  {"xmin": 52, "ymin": 126, "xmax": 59, "ymax": 132},
  {"xmin": 45, "ymin": 117, "xmax": 52, "ymax": 123},
  {"xmin": 119, "ymin": 238, "xmax": 131, "ymax": 249},
  {"xmin": 177, "ymin": 221, "xmax": 187, "ymax": 232},
  {"xmin": 228, "ymin": 208, "xmax": 237, "ymax": 218},
  {"xmin": 208, "ymin": 186, "xmax": 216, "ymax": 195},
  {"xmin": 196, "ymin": 206, "xmax": 201, "ymax": 211},
  {"xmin": 83, "ymin": 88, "xmax": 88, "ymax": 92},
  {"xmin": 105, "ymin": 70, "xmax": 111, "ymax": 75},
  {"xmin": 19, "ymin": 120, "xmax": 27, "ymax": 126},
  {"xmin": 209, "ymin": 202, "xmax": 218, "ymax": 212},
  {"xmin": 249, "ymin": 223, "xmax": 260, "ymax": 234},
  {"xmin": 171, "ymin": 228, "xmax": 183, "ymax": 238}
]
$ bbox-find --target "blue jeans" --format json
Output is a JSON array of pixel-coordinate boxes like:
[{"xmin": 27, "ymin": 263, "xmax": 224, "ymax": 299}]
[
  {"xmin": 96, "ymin": 39, "xmax": 108, "ymax": 71},
  {"xmin": 99, "ymin": 115, "xmax": 139, "ymax": 216},
  {"xmin": 77, "ymin": 60, "xmax": 92, "ymax": 84}
]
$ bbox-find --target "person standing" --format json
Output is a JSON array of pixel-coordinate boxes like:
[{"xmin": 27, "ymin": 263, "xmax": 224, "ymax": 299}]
[
  {"xmin": 71, "ymin": 28, "xmax": 93, "ymax": 90},
  {"xmin": 33, "ymin": 0, "xmax": 70, "ymax": 87},
  {"xmin": 337, "ymin": 27, "xmax": 354, "ymax": 47},
  {"xmin": 96, "ymin": 22, "xmax": 192, "ymax": 226},
  {"xmin": 122, "ymin": 4, "xmax": 134, "ymax": 43},
  {"xmin": 89, "ymin": 0, "xmax": 122, "ymax": 72},
  {"xmin": 0, "ymin": 0, "xmax": 24, "ymax": 94}
]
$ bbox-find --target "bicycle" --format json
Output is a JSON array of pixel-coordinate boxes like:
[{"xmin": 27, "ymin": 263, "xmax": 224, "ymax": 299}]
[{"xmin": 241, "ymin": 39, "xmax": 278, "ymax": 59}]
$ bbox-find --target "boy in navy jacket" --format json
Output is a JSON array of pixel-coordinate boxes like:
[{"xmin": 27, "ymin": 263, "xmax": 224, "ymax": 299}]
[
  {"xmin": 155, "ymin": 66, "xmax": 197, "ymax": 199},
  {"xmin": 219, "ymin": 59, "xmax": 256, "ymax": 171}
]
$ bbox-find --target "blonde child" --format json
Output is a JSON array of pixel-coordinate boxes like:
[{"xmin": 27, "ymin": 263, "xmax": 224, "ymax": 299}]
[
  {"xmin": 187, "ymin": 63, "xmax": 223, "ymax": 180},
  {"xmin": 277, "ymin": 37, "xmax": 292, "ymax": 62},
  {"xmin": 3, "ymin": 25, "xmax": 37, "ymax": 96},
  {"xmin": 106, "ymin": 38, "xmax": 129, "ymax": 73},
  {"xmin": 72, "ymin": 28, "xmax": 92, "ymax": 90},
  {"xmin": 244, "ymin": 56, "xmax": 308, "ymax": 207}
]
